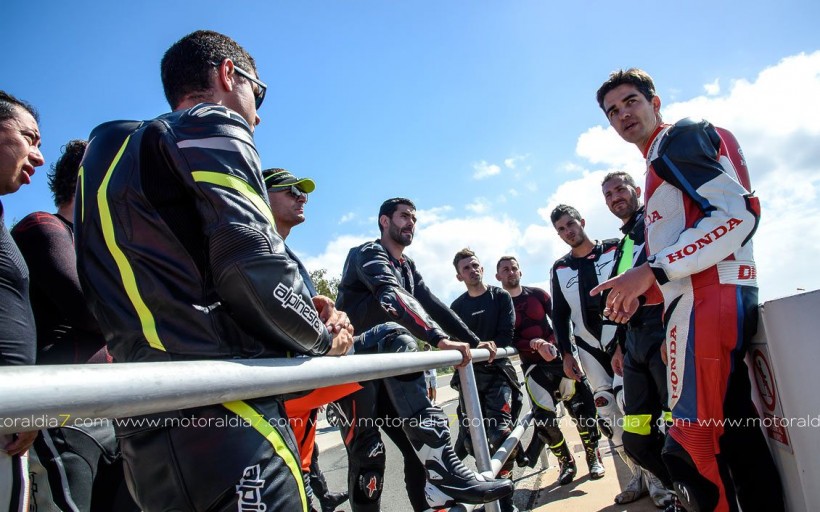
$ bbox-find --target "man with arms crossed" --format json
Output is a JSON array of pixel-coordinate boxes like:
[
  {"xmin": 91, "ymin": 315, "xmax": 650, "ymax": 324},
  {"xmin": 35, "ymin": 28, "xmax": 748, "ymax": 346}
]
[
  {"xmin": 335, "ymin": 198, "xmax": 512, "ymax": 511},
  {"xmin": 75, "ymin": 31, "xmax": 352, "ymax": 511},
  {"xmin": 450, "ymin": 248, "xmax": 519, "ymax": 512},
  {"xmin": 593, "ymin": 68, "xmax": 783, "ymax": 512},
  {"xmin": 496, "ymin": 256, "xmax": 599, "ymax": 488},
  {"xmin": 602, "ymin": 171, "xmax": 675, "ymax": 508}
]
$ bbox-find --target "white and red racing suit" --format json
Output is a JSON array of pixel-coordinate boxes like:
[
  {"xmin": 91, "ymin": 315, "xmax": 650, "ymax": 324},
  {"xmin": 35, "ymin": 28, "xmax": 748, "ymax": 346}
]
[{"xmin": 642, "ymin": 118, "xmax": 782, "ymax": 512}]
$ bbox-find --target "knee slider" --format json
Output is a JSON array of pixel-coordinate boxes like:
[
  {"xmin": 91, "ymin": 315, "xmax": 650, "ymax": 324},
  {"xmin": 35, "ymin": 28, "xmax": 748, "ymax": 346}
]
[
  {"xmin": 354, "ymin": 322, "xmax": 414, "ymax": 354},
  {"xmin": 594, "ymin": 389, "xmax": 619, "ymax": 420},
  {"xmin": 353, "ymin": 470, "xmax": 384, "ymax": 504},
  {"xmin": 593, "ymin": 389, "xmax": 619, "ymax": 439},
  {"xmin": 384, "ymin": 331, "xmax": 418, "ymax": 354}
]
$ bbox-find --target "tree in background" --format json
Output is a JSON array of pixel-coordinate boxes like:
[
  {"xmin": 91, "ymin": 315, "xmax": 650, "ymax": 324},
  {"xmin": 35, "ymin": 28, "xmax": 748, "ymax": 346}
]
[{"xmin": 309, "ymin": 268, "xmax": 340, "ymax": 301}]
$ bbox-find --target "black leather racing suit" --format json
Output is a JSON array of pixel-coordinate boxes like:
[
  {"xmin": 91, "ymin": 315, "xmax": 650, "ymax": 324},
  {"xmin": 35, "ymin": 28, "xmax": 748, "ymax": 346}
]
[
  {"xmin": 334, "ymin": 240, "xmax": 481, "ymax": 511},
  {"xmin": 75, "ymin": 104, "xmax": 331, "ymax": 512},
  {"xmin": 611, "ymin": 206, "xmax": 672, "ymax": 487}
]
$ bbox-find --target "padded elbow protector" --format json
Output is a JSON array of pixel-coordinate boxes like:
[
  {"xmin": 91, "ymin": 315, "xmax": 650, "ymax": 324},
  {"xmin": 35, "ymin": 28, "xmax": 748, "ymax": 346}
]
[{"xmin": 212, "ymin": 224, "xmax": 331, "ymax": 355}]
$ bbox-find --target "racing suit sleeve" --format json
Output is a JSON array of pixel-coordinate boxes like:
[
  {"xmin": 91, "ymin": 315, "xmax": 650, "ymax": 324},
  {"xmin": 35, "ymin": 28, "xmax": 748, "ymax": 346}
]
[
  {"xmin": 537, "ymin": 288, "xmax": 556, "ymax": 345},
  {"xmin": 349, "ymin": 242, "xmax": 450, "ymax": 344},
  {"xmin": 647, "ymin": 120, "xmax": 761, "ymax": 284},
  {"xmin": 550, "ymin": 265, "xmax": 574, "ymax": 354},
  {"xmin": 495, "ymin": 289, "xmax": 515, "ymax": 349},
  {"xmin": 164, "ymin": 106, "xmax": 331, "ymax": 355}
]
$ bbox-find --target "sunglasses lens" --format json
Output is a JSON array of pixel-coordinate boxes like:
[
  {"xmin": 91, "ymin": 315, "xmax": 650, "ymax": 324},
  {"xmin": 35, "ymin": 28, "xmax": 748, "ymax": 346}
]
[{"xmin": 255, "ymin": 87, "xmax": 265, "ymax": 109}]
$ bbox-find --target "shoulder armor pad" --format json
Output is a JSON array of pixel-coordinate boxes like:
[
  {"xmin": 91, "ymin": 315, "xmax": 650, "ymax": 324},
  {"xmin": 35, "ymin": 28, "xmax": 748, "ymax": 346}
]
[
  {"xmin": 553, "ymin": 253, "xmax": 573, "ymax": 269},
  {"xmin": 358, "ymin": 240, "xmax": 384, "ymax": 253},
  {"xmin": 660, "ymin": 118, "xmax": 719, "ymax": 159},
  {"xmin": 672, "ymin": 117, "xmax": 705, "ymax": 130}
]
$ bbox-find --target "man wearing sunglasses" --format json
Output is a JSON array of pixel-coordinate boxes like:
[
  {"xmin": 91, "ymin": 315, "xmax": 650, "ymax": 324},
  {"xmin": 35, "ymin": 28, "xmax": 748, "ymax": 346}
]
[
  {"xmin": 264, "ymin": 168, "xmax": 353, "ymax": 512},
  {"xmin": 75, "ymin": 31, "xmax": 351, "ymax": 512}
]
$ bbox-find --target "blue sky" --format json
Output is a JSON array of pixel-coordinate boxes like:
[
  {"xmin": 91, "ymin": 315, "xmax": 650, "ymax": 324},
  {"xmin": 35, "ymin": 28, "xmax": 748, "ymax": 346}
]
[{"xmin": 4, "ymin": 1, "xmax": 820, "ymax": 303}]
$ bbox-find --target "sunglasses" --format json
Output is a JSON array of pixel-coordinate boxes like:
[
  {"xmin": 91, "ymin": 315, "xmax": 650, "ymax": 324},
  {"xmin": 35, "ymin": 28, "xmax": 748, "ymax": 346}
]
[
  {"xmin": 210, "ymin": 60, "xmax": 267, "ymax": 110},
  {"xmin": 269, "ymin": 185, "xmax": 308, "ymax": 202}
]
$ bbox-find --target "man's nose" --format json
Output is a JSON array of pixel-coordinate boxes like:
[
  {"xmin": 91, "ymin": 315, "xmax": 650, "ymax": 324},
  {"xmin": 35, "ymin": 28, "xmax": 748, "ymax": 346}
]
[{"xmin": 31, "ymin": 147, "xmax": 45, "ymax": 167}]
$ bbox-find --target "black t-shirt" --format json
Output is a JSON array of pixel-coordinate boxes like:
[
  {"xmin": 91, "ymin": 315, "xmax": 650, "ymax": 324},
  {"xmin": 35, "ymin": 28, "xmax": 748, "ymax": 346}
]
[
  {"xmin": 0, "ymin": 201, "xmax": 36, "ymax": 366},
  {"xmin": 450, "ymin": 285, "xmax": 514, "ymax": 348}
]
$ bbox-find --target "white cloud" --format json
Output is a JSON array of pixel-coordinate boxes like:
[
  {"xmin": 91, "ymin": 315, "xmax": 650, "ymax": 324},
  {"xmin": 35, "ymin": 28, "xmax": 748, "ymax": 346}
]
[
  {"xmin": 577, "ymin": 51, "xmax": 820, "ymax": 301},
  {"xmin": 575, "ymin": 126, "xmax": 645, "ymax": 170},
  {"xmin": 410, "ymin": 215, "xmax": 526, "ymax": 302},
  {"xmin": 339, "ymin": 212, "xmax": 356, "ymax": 224},
  {"xmin": 303, "ymin": 51, "xmax": 820, "ymax": 310},
  {"xmin": 504, "ymin": 155, "xmax": 527, "ymax": 169},
  {"xmin": 417, "ymin": 205, "xmax": 453, "ymax": 225},
  {"xmin": 704, "ymin": 78, "xmax": 720, "ymax": 96},
  {"xmin": 466, "ymin": 197, "xmax": 491, "ymax": 214},
  {"xmin": 304, "ymin": 207, "xmax": 559, "ymax": 304},
  {"xmin": 302, "ymin": 234, "xmax": 372, "ymax": 282},
  {"xmin": 472, "ymin": 160, "xmax": 501, "ymax": 179}
]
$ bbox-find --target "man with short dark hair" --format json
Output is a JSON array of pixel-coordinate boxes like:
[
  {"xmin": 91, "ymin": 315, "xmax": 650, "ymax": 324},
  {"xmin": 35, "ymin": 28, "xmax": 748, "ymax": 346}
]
[
  {"xmin": 594, "ymin": 67, "xmax": 784, "ymax": 512},
  {"xmin": 450, "ymin": 248, "xmax": 519, "ymax": 512},
  {"xmin": 75, "ymin": 31, "xmax": 351, "ymax": 511},
  {"xmin": 601, "ymin": 171, "xmax": 675, "ymax": 507},
  {"xmin": 334, "ymin": 198, "xmax": 513, "ymax": 511},
  {"xmin": 549, "ymin": 204, "xmax": 621, "ymax": 482},
  {"xmin": 0, "ymin": 90, "xmax": 45, "ymax": 512}
]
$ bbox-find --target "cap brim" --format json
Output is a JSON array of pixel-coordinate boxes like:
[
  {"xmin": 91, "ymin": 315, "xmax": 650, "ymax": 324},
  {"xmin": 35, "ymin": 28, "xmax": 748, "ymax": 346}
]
[{"xmin": 293, "ymin": 178, "xmax": 316, "ymax": 193}]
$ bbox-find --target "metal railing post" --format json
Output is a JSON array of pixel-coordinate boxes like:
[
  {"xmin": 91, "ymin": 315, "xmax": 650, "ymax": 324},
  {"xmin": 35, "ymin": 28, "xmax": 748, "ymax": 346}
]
[
  {"xmin": 449, "ymin": 410, "xmax": 535, "ymax": 512},
  {"xmin": 457, "ymin": 359, "xmax": 501, "ymax": 512}
]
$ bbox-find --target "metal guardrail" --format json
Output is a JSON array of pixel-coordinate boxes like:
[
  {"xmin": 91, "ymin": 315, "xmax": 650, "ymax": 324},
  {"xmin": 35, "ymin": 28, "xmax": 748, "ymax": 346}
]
[
  {"xmin": 0, "ymin": 347, "xmax": 518, "ymax": 432},
  {"xmin": 0, "ymin": 346, "xmax": 523, "ymax": 510}
]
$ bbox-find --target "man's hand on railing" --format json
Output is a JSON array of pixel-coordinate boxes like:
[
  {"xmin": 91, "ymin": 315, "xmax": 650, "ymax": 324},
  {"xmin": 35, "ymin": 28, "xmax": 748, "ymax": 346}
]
[
  {"xmin": 436, "ymin": 338, "xmax": 472, "ymax": 368},
  {"xmin": 477, "ymin": 341, "xmax": 497, "ymax": 363},
  {"xmin": 312, "ymin": 295, "xmax": 354, "ymax": 336}
]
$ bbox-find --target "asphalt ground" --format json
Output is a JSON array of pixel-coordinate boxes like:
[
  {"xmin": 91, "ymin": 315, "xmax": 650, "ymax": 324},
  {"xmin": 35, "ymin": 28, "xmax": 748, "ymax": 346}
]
[{"xmin": 313, "ymin": 369, "xmax": 660, "ymax": 512}]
